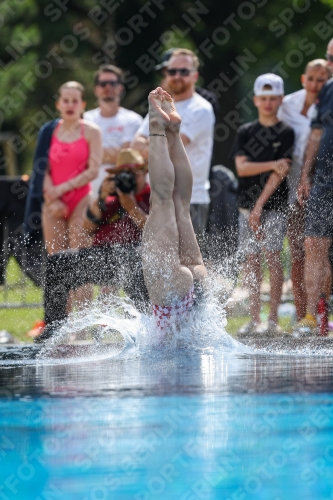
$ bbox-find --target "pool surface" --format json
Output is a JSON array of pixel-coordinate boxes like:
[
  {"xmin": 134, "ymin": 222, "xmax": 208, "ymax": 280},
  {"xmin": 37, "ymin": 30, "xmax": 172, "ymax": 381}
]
[{"xmin": 1, "ymin": 346, "xmax": 333, "ymax": 499}]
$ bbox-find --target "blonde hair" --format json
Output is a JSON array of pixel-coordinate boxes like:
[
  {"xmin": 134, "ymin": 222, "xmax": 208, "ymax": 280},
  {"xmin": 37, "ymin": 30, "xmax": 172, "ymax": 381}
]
[
  {"xmin": 170, "ymin": 48, "xmax": 199, "ymax": 70},
  {"xmin": 57, "ymin": 81, "xmax": 85, "ymax": 100},
  {"xmin": 305, "ymin": 59, "xmax": 332, "ymax": 78}
]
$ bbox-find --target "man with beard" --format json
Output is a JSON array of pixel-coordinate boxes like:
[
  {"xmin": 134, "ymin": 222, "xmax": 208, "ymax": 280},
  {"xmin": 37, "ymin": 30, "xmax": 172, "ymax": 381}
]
[
  {"xmin": 155, "ymin": 48, "xmax": 220, "ymax": 120},
  {"xmin": 132, "ymin": 49, "xmax": 215, "ymax": 237},
  {"xmin": 84, "ymin": 65, "xmax": 143, "ymax": 195}
]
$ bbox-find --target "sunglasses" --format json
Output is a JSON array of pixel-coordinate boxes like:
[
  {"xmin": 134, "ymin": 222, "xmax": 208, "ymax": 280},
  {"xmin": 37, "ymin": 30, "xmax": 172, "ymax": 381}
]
[
  {"xmin": 166, "ymin": 68, "xmax": 195, "ymax": 77},
  {"xmin": 325, "ymin": 53, "xmax": 333, "ymax": 62},
  {"xmin": 97, "ymin": 80, "xmax": 120, "ymax": 87}
]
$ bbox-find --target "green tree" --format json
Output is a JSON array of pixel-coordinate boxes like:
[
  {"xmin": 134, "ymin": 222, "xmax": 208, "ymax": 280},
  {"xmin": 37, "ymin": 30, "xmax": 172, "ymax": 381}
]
[{"xmin": 1, "ymin": 0, "xmax": 332, "ymax": 172}]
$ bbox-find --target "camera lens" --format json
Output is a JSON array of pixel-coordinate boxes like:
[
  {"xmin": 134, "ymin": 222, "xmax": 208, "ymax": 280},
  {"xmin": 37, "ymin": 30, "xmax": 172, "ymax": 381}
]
[{"xmin": 115, "ymin": 171, "xmax": 137, "ymax": 193}]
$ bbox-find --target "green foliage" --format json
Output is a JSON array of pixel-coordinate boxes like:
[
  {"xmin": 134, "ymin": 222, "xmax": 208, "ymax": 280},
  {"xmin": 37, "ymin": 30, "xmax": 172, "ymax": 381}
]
[
  {"xmin": 0, "ymin": 258, "xmax": 42, "ymax": 342},
  {"xmin": 1, "ymin": 0, "xmax": 332, "ymax": 171}
]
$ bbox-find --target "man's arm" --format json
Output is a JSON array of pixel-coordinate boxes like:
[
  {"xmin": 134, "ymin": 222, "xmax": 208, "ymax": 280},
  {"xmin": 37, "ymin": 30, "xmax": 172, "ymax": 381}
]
[
  {"xmin": 297, "ymin": 128, "xmax": 323, "ymax": 205},
  {"xmin": 235, "ymin": 156, "xmax": 290, "ymax": 177},
  {"xmin": 248, "ymin": 161, "xmax": 291, "ymax": 236}
]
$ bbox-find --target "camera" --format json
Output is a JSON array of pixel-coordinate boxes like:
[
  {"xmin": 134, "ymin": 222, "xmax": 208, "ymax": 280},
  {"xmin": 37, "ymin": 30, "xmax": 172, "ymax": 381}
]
[{"xmin": 115, "ymin": 170, "xmax": 136, "ymax": 193}]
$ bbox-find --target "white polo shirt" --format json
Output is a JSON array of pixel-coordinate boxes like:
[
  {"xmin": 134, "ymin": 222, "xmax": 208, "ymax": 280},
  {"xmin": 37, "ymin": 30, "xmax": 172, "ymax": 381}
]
[
  {"xmin": 84, "ymin": 107, "xmax": 143, "ymax": 195},
  {"xmin": 137, "ymin": 93, "xmax": 215, "ymax": 204}
]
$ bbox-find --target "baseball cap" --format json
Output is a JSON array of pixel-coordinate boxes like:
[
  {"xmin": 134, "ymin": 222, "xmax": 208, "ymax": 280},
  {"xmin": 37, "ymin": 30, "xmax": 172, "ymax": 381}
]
[
  {"xmin": 155, "ymin": 48, "xmax": 178, "ymax": 70},
  {"xmin": 254, "ymin": 73, "xmax": 284, "ymax": 96}
]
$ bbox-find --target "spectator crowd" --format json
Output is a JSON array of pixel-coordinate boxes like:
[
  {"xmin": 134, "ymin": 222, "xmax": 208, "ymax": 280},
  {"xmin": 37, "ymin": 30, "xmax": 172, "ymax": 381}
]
[{"xmin": 19, "ymin": 42, "xmax": 333, "ymax": 341}]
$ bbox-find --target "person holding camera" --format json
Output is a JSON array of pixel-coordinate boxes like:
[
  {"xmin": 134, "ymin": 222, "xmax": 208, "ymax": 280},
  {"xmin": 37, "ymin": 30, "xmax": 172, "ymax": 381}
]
[{"xmin": 28, "ymin": 149, "xmax": 150, "ymax": 342}]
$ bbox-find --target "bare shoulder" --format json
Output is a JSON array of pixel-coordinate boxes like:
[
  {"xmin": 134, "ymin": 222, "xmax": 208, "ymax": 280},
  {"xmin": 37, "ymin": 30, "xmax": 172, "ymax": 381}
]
[{"xmin": 82, "ymin": 120, "xmax": 102, "ymax": 139}]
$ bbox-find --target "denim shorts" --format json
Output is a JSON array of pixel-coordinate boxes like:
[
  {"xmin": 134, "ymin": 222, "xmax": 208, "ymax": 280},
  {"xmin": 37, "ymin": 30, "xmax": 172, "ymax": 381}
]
[
  {"xmin": 238, "ymin": 209, "xmax": 287, "ymax": 255},
  {"xmin": 305, "ymin": 185, "xmax": 333, "ymax": 238}
]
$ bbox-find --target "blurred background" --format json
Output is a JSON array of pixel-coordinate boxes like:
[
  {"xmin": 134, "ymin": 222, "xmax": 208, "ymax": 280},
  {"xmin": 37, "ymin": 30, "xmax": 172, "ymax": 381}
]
[
  {"xmin": 2, "ymin": 0, "xmax": 333, "ymax": 338},
  {"xmin": 1, "ymin": 0, "xmax": 333, "ymax": 175}
]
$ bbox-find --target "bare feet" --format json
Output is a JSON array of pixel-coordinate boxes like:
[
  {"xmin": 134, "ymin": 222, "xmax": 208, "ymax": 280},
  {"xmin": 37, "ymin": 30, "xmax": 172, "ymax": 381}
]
[
  {"xmin": 148, "ymin": 87, "xmax": 169, "ymax": 133},
  {"xmin": 161, "ymin": 90, "xmax": 181, "ymax": 133}
]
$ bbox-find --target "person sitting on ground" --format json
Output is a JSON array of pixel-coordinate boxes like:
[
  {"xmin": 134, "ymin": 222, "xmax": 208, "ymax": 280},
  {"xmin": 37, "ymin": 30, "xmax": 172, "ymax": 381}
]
[
  {"xmin": 278, "ymin": 59, "xmax": 331, "ymax": 322},
  {"xmin": 230, "ymin": 73, "xmax": 295, "ymax": 337},
  {"xmin": 28, "ymin": 148, "xmax": 150, "ymax": 341},
  {"xmin": 141, "ymin": 87, "xmax": 207, "ymax": 334}
]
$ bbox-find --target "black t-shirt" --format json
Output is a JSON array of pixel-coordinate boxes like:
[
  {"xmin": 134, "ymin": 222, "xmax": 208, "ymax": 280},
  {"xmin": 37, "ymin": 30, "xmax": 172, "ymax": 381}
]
[{"xmin": 230, "ymin": 120, "xmax": 294, "ymax": 211}]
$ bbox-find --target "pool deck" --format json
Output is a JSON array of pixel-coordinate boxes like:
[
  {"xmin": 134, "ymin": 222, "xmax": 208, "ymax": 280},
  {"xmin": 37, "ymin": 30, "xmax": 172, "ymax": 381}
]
[
  {"xmin": 1, "ymin": 335, "xmax": 333, "ymax": 357},
  {"xmin": 239, "ymin": 335, "xmax": 333, "ymax": 351}
]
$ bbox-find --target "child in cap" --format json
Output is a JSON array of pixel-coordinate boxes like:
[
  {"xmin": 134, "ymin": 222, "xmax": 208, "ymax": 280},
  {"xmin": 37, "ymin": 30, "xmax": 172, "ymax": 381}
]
[{"xmin": 230, "ymin": 73, "xmax": 295, "ymax": 337}]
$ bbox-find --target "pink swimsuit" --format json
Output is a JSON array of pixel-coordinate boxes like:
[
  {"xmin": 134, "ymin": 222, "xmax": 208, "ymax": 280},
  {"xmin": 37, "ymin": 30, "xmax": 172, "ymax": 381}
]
[
  {"xmin": 152, "ymin": 286, "xmax": 194, "ymax": 331},
  {"xmin": 49, "ymin": 121, "xmax": 90, "ymax": 218}
]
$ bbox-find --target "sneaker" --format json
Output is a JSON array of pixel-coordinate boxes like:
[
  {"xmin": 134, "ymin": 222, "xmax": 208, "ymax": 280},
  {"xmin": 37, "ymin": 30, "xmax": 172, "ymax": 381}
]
[
  {"xmin": 27, "ymin": 321, "xmax": 46, "ymax": 338},
  {"xmin": 292, "ymin": 313, "xmax": 317, "ymax": 337},
  {"xmin": 237, "ymin": 321, "xmax": 258, "ymax": 338},
  {"xmin": 254, "ymin": 320, "xmax": 282, "ymax": 337}
]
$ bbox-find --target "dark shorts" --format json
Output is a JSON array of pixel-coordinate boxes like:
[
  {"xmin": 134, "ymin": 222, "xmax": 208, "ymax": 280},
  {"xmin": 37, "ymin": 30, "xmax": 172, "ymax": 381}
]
[{"xmin": 305, "ymin": 185, "xmax": 333, "ymax": 238}]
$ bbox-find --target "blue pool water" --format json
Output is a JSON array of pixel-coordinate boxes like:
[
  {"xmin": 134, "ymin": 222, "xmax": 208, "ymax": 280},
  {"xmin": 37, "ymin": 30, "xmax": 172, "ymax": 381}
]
[{"xmin": 1, "ymin": 350, "xmax": 333, "ymax": 500}]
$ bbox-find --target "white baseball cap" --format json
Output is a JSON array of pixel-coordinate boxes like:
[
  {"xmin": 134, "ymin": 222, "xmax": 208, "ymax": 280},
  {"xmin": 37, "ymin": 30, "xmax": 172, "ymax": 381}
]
[{"xmin": 254, "ymin": 73, "xmax": 284, "ymax": 96}]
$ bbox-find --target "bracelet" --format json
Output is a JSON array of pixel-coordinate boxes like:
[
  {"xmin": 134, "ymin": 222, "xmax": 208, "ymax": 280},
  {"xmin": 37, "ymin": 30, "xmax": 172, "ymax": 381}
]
[
  {"xmin": 86, "ymin": 207, "xmax": 103, "ymax": 224},
  {"xmin": 149, "ymin": 133, "xmax": 166, "ymax": 137}
]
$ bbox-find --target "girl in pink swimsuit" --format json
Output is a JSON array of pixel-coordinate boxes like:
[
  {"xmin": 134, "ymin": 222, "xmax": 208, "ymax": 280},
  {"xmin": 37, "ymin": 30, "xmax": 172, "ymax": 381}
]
[
  {"xmin": 41, "ymin": 81, "xmax": 102, "ymax": 315},
  {"xmin": 142, "ymin": 88, "xmax": 207, "ymax": 334},
  {"xmin": 49, "ymin": 120, "xmax": 90, "ymax": 219},
  {"xmin": 42, "ymin": 81, "xmax": 102, "ymax": 255}
]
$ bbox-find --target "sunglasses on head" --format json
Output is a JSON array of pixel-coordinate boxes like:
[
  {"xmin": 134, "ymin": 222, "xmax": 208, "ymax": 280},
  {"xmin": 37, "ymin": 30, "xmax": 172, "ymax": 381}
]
[
  {"xmin": 166, "ymin": 68, "xmax": 194, "ymax": 77},
  {"xmin": 325, "ymin": 53, "xmax": 333, "ymax": 62},
  {"xmin": 97, "ymin": 80, "xmax": 120, "ymax": 87}
]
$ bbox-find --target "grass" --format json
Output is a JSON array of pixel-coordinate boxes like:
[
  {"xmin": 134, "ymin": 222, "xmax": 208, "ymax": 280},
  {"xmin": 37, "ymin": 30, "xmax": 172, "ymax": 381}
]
[
  {"xmin": 226, "ymin": 312, "xmax": 293, "ymax": 337},
  {"xmin": 0, "ymin": 258, "xmax": 294, "ymax": 342},
  {"xmin": 0, "ymin": 258, "xmax": 249, "ymax": 342},
  {"xmin": 0, "ymin": 258, "xmax": 42, "ymax": 342}
]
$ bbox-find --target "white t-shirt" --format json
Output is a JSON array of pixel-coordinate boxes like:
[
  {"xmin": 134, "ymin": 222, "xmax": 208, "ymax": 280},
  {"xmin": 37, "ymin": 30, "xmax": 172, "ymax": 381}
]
[
  {"xmin": 137, "ymin": 93, "xmax": 215, "ymax": 204},
  {"xmin": 278, "ymin": 89, "xmax": 316, "ymax": 205},
  {"xmin": 84, "ymin": 107, "xmax": 143, "ymax": 195}
]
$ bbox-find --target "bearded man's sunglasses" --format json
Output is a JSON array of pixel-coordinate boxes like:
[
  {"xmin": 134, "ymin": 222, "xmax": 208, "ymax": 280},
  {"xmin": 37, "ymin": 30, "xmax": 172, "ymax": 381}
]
[{"xmin": 166, "ymin": 68, "xmax": 195, "ymax": 77}]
